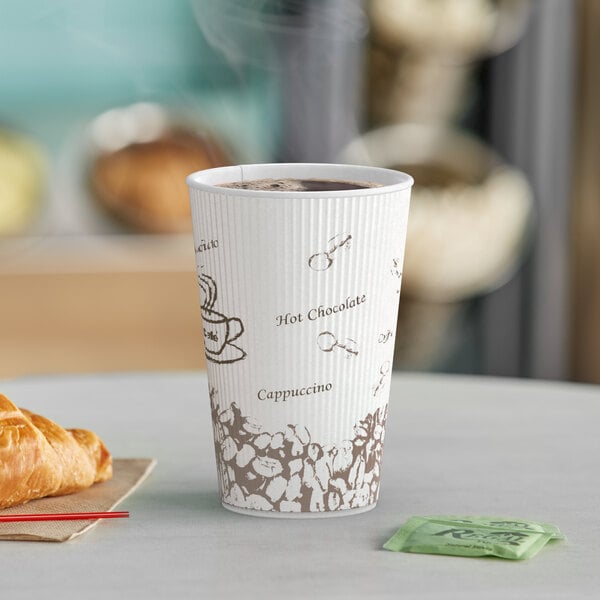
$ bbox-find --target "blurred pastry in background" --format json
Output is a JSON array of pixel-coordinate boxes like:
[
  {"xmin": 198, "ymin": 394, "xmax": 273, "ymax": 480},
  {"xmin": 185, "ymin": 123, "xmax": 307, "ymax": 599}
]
[
  {"xmin": 89, "ymin": 103, "xmax": 231, "ymax": 233},
  {"xmin": 342, "ymin": 123, "xmax": 533, "ymax": 302},
  {"xmin": 369, "ymin": 0, "xmax": 497, "ymax": 57},
  {"xmin": 368, "ymin": 45, "xmax": 472, "ymax": 126},
  {"xmin": 0, "ymin": 127, "xmax": 45, "ymax": 236},
  {"xmin": 342, "ymin": 123, "xmax": 533, "ymax": 371},
  {"xmin": 367, "ymin": 0, "xmax": 531, "ymax": 126}
]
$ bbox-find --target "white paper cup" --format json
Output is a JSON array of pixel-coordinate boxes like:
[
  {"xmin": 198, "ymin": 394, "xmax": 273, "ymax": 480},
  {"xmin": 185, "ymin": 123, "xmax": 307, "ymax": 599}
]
[{"xmin": 187, "ymin": 163, "xmax": 412, "ymax": 517}]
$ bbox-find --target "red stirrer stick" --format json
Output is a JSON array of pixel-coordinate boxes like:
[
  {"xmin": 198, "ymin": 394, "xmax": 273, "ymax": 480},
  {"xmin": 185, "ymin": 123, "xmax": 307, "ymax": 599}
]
[{"xmin": 0, "ymin": 511, "xmax": 129, "ymax": 523}]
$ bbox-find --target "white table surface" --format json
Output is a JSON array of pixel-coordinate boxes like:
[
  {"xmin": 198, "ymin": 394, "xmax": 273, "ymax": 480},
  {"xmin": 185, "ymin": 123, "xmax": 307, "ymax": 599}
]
[{"xmin": 1, "ymin": 371, "xmax": 599, "ymax": 599}]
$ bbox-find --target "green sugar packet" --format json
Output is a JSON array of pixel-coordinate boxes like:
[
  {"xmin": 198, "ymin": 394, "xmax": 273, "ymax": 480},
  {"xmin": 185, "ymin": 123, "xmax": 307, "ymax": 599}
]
[
  {"xmin": 383, "ymin": 516, "xmax": 564, "ymax": 560},
  {"xmin": 427, "ymin": 516, "xmax": 564, "ymax": 540}
]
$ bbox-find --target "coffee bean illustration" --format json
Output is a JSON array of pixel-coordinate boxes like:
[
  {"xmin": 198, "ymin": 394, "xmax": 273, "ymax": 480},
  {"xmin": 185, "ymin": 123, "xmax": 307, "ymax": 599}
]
[
  {"xmin": 252, "ymin": 456, "xmax": 284, "ymax": 478},
  {"xmin": 265, "ymin": 476, "xmax": 287, "ymax": 502},
  {"xmin": 210, "ymin": 389, "xmax": 387, "ymax": 513},
  {"xmin": 235, "ymin": 444, "xmax": 256, "ymax": 468}
]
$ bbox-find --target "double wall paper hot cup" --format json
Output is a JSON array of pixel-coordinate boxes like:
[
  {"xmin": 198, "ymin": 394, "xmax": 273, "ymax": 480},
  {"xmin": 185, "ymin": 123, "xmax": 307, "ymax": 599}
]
[{"xmin": 187, "ymin": 163, "xmax": 413, "ymax": 518}]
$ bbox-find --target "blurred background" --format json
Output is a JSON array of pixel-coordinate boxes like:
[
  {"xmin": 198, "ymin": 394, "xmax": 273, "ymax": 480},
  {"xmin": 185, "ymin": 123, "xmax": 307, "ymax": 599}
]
[{"xmin": 0, "ymin": 0, "xmax": 598, "ymax": 384}]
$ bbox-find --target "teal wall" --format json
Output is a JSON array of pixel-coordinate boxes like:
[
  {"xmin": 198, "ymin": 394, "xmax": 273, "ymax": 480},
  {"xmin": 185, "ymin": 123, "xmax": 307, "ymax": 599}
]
[
  {"xmin": 0, "ymin": 1, "xmax": 234, "ymax": 103},
  {"xmin": 0, "ymin": 1, "xmax": 277, "ymax": 160}
]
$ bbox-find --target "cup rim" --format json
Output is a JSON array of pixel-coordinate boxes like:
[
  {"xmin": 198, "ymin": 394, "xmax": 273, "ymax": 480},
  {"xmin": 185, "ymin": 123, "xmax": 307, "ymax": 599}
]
[{"xmin": 186, "ymin": 163, "xmax": 413, "ymax": 198}]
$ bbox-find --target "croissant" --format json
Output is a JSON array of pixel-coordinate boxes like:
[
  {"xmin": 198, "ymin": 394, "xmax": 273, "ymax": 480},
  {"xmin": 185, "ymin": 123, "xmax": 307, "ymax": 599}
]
[{"xmin": 0, "ymin": 394, "xmax": 112, "ymax": 509}]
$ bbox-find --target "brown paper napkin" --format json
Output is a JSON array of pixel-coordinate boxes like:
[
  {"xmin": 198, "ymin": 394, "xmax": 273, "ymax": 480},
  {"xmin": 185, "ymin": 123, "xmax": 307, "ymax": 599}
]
[{"xmin": 0, "ymin": 458, "xmax": 156, "ymax": 542}]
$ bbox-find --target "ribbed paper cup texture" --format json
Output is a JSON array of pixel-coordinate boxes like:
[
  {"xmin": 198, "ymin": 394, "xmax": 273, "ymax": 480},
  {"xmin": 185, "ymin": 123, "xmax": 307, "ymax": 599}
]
[{"xmin": 187, "ymin": 164, "xmax": 412, "ymax": 517}]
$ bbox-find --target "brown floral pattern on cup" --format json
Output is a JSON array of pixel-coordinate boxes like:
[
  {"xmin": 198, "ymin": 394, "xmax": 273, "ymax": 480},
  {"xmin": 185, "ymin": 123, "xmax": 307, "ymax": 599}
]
[{"xmin": 209, "ymin": 388, "xmax": 387, "ymax": 513}]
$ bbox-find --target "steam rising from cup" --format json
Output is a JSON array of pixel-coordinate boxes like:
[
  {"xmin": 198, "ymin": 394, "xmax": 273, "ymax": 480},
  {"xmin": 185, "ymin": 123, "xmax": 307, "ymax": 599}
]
[{"xmin": 192, "ymin": 0, "xmax": 369, "ymax": 162}]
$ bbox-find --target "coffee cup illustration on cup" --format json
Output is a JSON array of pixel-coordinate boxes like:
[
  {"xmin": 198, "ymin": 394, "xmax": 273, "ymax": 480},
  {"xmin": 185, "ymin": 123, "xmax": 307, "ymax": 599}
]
[{"xmin": 199, "ymin": 271, "xmax": 246, "ymax": 364}]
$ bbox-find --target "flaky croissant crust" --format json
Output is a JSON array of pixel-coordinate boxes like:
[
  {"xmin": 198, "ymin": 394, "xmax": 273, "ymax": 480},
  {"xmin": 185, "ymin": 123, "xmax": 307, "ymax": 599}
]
[{"xmin": 0, "ymin": 394, "xmax": 112, "ymax": 509}]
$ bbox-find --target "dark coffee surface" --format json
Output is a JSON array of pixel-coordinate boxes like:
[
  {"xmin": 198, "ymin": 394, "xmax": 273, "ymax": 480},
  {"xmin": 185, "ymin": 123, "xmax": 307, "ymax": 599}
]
[{"xmin": 218, "ymin": 178, "xmax": 380, "ymax": 192}]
